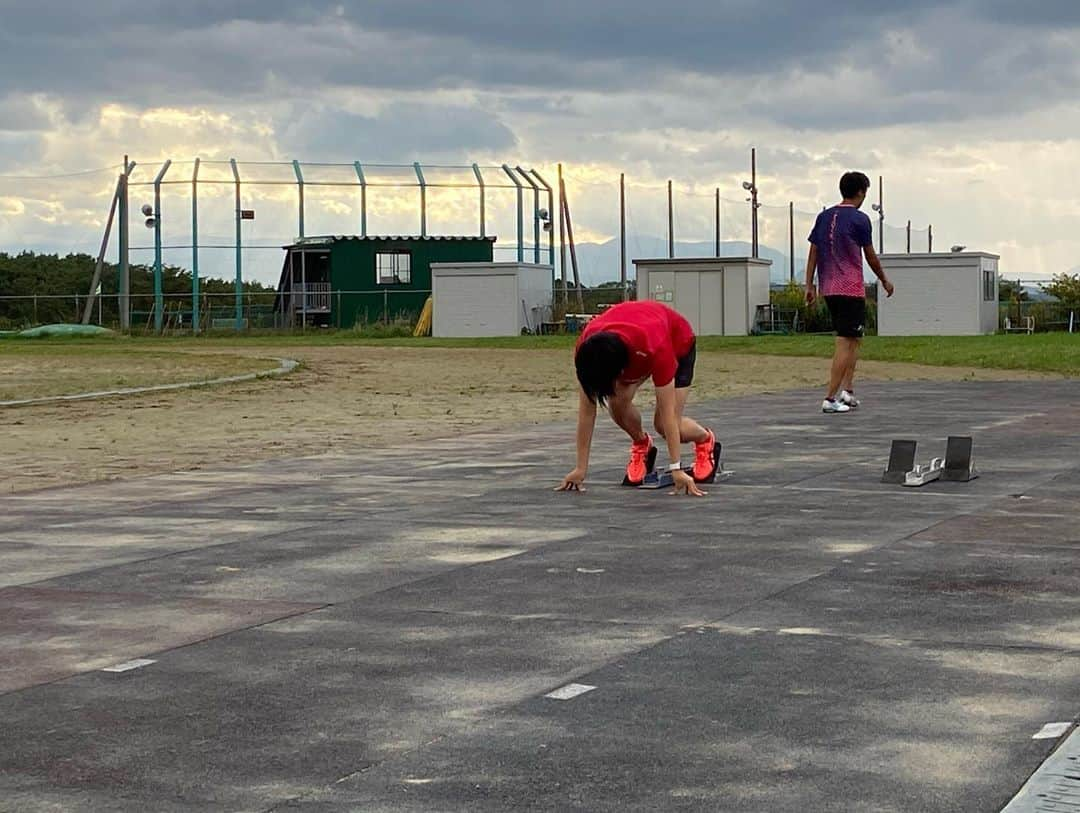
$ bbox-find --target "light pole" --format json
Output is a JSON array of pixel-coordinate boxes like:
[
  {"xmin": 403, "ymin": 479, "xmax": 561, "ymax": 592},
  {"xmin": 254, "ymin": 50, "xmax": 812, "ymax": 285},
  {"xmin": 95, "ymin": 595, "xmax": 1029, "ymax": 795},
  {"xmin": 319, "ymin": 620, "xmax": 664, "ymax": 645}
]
[
  {"xmin": 871, "ymin": 175, "xmax": 884, "ymax": 254},
  {"xmin": 743, "ymin": 147, "xmax": 759, "ymax": 258}
]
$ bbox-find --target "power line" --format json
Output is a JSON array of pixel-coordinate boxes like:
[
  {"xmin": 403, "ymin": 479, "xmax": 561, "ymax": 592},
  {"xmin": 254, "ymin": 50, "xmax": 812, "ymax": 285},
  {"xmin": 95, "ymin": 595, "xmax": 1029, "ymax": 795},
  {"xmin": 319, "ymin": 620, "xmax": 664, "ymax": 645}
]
[{"xmin": 0, "ymin": 164, "xmax": 122, "ymax": 180}]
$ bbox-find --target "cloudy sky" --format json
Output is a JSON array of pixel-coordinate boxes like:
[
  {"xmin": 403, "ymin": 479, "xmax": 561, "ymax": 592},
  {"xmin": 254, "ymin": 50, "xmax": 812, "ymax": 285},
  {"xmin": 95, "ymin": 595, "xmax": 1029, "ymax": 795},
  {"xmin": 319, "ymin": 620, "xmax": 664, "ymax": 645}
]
[{"xmin": 2, "ymin": 0, "xmax": 1079, "ymax": 284}]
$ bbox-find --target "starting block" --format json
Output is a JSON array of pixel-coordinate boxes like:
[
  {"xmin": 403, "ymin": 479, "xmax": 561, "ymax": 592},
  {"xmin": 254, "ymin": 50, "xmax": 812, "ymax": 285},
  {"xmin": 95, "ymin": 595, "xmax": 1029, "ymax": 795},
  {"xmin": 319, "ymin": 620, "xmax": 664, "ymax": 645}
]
[
  {"xmin": 628, "ymin": 442, "xmax": 732, "ymax": 489},
  {"xmin": 941, "ymin": 435, "xmax": 978, "ymax": 482},
  {"xmin": 904, "ymin": 457, "xmax": 944, "ymax": 487},
  {"xmin": 882, "ymin": 439, "xmax": 918, "ymax": 484},
  {"xmin": 884, "ymin": 436, "xmax": 978, "ymax": 487}
]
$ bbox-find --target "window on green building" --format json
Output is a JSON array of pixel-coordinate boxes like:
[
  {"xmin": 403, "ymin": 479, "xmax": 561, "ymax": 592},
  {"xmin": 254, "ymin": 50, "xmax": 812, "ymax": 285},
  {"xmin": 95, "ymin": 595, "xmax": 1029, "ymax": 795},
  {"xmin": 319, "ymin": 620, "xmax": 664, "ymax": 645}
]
[{"xmin": 377, "ymin": 252, "xmax": 411, "ymax": 285}]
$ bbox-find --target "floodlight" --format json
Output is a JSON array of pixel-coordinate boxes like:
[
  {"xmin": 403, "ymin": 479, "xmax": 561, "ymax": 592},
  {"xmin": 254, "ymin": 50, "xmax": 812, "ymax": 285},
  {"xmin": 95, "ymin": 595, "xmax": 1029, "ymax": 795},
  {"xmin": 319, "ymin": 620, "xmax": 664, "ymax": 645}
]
[
  {"xmin": 538, "ymin": 208, "xmax": 550, "ymax": 221},
  {"xmin": 950, "ymin": 245, "xmax": 966, "ymax": 252},
  {"xmin": 141, "ymin": 203, "xmax": 154, "ymax": 217},
  {"xmin": 872, "ymin": 203, "xmax": 882, "ymax": 212},
  {"xmin": 741, "ymin": 181, "xmax": 754, "ymax": 191},
  {"xmin": 144, "ymin": 217, "xmax": 156, "ymax": 229}
]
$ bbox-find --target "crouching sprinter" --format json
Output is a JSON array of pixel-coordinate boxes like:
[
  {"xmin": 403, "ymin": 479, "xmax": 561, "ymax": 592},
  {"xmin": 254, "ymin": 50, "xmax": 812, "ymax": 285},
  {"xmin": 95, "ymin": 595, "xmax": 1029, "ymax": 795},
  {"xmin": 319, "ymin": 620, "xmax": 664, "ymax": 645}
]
[{"xmin": 555, "ymin": 300, "xmax": 720, "ymax": 497}]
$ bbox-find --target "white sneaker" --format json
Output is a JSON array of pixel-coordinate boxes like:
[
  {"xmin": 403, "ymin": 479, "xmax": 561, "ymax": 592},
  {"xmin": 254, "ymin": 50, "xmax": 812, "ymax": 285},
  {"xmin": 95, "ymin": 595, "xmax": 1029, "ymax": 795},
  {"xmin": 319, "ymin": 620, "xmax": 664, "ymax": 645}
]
[
  {"xmin": 822, "ymin": 398, "xmax": 851, "ymax": 414},
  {"xmin": 839, "ymin": 390, "xmax": 860, "ymax": 409}
]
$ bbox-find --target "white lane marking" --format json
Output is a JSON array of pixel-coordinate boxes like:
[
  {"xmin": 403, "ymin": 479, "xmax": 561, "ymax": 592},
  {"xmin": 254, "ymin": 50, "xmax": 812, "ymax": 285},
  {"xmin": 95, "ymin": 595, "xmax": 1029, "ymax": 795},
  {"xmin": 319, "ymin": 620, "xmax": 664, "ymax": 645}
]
[
  {"xmin": 576, "ymin": 568, "xmax": 605, "ymax": 574},
  {"xmin": 545, "ymin": 683, "xmax": 597, "ymax": 700},
  {"xmin": 971, "ymin": 412, "xmax": 1046, "ymax": 430},
  {"xmin": 102, "ymin": 658, "xmax": 157, "ymax": 673},
  {"xmin": 1032, "ymin": 722, "xmax": 1072, "ymax": 740}
]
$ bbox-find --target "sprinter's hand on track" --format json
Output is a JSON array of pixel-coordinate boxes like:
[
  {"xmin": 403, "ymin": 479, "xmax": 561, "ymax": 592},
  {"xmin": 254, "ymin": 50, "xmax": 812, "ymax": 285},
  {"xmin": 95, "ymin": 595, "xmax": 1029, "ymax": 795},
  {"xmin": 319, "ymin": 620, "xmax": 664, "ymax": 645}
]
[
  {"xmin": 671, "ymin": 469, "xmax": 706, "ymax": 497},
  {"xmin": 556, "ymin": 468, "xmax": 587, "ymax": 492}
]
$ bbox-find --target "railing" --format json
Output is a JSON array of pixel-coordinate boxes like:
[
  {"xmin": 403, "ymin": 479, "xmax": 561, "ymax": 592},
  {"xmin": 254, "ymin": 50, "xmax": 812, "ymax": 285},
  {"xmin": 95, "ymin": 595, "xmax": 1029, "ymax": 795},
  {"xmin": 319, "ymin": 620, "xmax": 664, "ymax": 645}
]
[{"xmin": 290, "ymin": 282, "xmax": 331, "ymax": 312}]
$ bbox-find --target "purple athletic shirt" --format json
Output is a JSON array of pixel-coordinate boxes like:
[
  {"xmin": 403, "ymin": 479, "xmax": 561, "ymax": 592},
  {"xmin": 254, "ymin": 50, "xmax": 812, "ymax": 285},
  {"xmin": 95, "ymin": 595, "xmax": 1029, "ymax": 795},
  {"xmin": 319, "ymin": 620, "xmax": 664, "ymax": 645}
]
[{"xmin": 808, "ymin": 203, "xmax": 872, "ymax": 298}]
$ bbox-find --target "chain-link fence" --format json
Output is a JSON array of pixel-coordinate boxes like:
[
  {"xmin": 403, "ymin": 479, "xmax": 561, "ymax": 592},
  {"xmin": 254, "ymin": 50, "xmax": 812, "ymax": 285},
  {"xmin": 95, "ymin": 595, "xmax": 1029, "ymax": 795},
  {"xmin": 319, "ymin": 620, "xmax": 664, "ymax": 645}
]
[
  {"xmin": 0, "ymin": 289, "xmax": 434, "ymax": 333},
  {"xmin": 1, "ymin": 157, "xmax": 950, "ymax": 331}
]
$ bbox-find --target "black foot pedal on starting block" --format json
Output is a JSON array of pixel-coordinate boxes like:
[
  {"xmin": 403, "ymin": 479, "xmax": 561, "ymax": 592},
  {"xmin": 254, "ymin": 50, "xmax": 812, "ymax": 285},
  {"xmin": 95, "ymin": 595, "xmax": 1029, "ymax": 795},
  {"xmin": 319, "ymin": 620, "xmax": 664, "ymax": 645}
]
[
  {"xmin": 941, "ymin": 436, "xmax": 978, "ymax": 482},
  {"xmin": 622, "ymin": 445, "xmax": 659, "ymax": 487},
  {"xmin": 882, "ymin": 440, "xmax": 917, "ymax": 484}
]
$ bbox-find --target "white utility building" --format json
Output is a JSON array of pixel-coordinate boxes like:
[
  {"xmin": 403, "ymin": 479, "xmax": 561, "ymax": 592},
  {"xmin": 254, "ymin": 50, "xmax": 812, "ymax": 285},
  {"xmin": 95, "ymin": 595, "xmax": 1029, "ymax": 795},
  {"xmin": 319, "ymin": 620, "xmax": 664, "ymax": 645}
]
[
  {"xmin": 431, "ymin": 262, "xmax": 553, "ymax": 337},
  {"xmin": 877, "ymin": 252, "xmax": 999, "ymax": 336},
  {"xmin": 633, "ymin": 257, "xmax": 773, "ymax": 336}
]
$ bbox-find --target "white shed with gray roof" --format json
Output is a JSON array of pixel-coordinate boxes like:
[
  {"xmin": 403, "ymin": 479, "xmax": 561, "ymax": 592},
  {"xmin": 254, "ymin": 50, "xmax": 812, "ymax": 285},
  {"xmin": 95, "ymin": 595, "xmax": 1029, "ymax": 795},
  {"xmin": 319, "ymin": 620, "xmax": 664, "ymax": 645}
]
[{"xmin": 877, "ymin": 252, "xmax": 999, "ymax": 336}]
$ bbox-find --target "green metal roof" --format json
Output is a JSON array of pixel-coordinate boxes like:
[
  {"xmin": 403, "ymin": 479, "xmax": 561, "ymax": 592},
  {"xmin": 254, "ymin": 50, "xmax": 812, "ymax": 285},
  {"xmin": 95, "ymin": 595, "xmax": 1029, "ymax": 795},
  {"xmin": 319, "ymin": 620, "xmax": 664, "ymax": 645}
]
[{"xmin": 286, "ymin": 235, "xmax": 496, "ymax": 248}]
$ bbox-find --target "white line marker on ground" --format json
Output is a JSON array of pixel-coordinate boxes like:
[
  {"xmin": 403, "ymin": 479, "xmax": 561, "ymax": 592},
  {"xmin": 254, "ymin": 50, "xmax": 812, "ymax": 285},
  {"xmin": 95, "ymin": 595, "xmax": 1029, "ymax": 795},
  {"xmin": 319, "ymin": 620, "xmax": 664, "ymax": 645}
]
[
  {"xmin": 576, "ymin": 568, "xmax": 605, "ymax": 574},
  {"xmin": 1032, "ymin": 722, "xmax": 1072, "ymax": 740},
  {"xmin": 545, "ymin": 683, "xmax": 597, "ymax": 700},
  {"xmin": 102, "ymin": 658, "xmax": 157, "ymax": 673}
]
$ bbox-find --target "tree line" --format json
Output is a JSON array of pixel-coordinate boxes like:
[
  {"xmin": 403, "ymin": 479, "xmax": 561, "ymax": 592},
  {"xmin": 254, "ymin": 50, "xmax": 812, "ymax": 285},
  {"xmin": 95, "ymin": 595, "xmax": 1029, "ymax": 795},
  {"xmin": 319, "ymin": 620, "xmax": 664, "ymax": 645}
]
[{"xmin": 0, "ymin": 252, "xmax": 274, "ymax": 328}]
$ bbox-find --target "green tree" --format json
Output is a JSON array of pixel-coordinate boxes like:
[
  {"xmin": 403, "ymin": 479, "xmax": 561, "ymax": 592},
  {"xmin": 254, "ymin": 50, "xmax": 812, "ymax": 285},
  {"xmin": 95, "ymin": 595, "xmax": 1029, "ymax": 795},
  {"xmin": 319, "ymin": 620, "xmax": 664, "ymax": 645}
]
[
  {"xmin": 999, "ymin": 279, "xmax": 1028, "ymax": 303},
  {"xmin": 1041, "ymin": 273, "xmax": 1080, "ymax": 306}
]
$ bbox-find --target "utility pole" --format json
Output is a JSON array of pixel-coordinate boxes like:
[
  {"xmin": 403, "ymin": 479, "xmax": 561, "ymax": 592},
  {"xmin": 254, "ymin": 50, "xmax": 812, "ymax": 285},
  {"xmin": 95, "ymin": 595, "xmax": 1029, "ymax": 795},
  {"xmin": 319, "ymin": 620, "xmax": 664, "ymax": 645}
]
[
  {"xmin": 751, "ymin": 148, "xmax": 759, "ymax": 258},
  {"xmin": 558, "ymin": 163, "xmax": 568, "ymax": 308},
  {"xmin": 667, "ymin": 180, "xmax": 674, "ymax": 258},
  {"xmin": 715, "ymin": 188, "xmax": 720, "ymax": 257},
  {"xmin": 619, "ymin": 173, "xmax": 627, "ymax": 301}
]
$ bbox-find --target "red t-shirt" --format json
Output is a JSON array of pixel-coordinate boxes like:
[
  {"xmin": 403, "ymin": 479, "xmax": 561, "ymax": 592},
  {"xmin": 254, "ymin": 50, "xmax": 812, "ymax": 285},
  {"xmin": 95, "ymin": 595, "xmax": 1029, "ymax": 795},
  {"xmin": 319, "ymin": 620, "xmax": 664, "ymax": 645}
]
[{"xmin": 577, "ymin": 301, "xmax": 695, "ymax": 387}]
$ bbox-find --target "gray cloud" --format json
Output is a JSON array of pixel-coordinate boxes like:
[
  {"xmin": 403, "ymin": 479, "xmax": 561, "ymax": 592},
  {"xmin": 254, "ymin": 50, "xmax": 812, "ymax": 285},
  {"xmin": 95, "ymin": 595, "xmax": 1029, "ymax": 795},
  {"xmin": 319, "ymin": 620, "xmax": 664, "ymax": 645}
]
[
  {"xmin": 277, "ymin": 103, "xmax": 517, "ymax": 162},
  {"xmin": 2, "ymin": 0, "xmax": 1079, "ymax": 134}
]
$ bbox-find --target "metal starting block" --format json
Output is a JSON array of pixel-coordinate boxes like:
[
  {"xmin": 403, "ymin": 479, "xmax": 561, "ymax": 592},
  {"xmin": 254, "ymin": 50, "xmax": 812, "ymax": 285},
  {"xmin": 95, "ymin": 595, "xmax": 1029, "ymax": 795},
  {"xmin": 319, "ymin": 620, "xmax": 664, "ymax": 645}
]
[
  {"xmin": 884, "ymin": 436, "xmax": 978, "ymax": 487},
  {"xmin": 904, "ymin": 457, "xmax": 944, "ymax": 487}
]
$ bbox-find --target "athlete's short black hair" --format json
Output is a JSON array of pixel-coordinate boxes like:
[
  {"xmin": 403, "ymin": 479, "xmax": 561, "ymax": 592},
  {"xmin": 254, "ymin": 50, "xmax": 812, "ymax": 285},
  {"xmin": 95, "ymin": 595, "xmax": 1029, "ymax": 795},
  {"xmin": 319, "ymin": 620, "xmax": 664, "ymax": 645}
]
[
  {"xmin": 839, "ymin": 171, "xmax": 871, "ymax": 199},
  {"xmin": 575, "ymin": 331, "xmax": 628, "ymax": 406}
]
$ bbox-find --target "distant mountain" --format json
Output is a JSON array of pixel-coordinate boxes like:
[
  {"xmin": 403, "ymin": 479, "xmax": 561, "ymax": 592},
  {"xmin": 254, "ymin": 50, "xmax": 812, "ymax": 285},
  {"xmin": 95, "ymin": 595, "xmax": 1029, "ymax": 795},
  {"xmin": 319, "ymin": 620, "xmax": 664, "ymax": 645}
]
[{"xmin": 567, "ymin": 237, "xmax": 803, "ymax": 287}]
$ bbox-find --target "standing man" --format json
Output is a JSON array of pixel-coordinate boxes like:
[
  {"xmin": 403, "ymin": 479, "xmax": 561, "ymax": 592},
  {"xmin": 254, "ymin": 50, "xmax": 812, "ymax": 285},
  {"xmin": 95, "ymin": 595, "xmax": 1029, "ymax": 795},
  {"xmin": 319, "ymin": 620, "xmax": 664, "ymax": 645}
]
[
  {"xmin": 555, "ymin": 300, "xmax": 720, "ymax": 496},
  {"xmin": 805, "ymin": 171, "xmax": 895, "ymax": 413}
]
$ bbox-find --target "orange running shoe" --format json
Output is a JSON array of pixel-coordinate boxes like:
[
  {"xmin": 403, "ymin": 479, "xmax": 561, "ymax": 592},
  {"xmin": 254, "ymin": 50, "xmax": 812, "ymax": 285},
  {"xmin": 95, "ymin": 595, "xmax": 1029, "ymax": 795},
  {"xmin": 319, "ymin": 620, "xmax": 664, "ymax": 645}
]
[
  {"xmin": 623, "ymin": 434, "xmax": 657, "ymax": 486},
  {"xmin": 693, "ymin": 429, "xmax": 719, "ymax": 483}
]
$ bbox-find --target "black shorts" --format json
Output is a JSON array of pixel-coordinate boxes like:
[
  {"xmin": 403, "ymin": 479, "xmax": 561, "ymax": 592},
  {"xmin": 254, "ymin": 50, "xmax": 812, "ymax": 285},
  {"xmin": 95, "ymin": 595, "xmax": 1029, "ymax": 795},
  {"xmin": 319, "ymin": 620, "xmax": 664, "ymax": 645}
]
[
  {"xmin": 825, "ymin": 296, "xmax": 866, "ymax": 339},
  {"xmin": 675, "ymin": 340, "xmax": 697, "ymax": 388}
]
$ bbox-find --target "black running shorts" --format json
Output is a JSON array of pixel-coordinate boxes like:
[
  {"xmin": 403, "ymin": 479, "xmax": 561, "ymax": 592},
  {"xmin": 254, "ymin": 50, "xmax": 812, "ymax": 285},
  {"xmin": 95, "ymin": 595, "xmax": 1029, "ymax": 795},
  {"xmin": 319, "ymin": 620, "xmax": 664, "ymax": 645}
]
[
  {"xmin": 825, "ymin": 296, "xmax": 866, "ymax": 339},
  {"xmin": 674, "ymin": 340, "xmax": 697, "ymax": 388}
]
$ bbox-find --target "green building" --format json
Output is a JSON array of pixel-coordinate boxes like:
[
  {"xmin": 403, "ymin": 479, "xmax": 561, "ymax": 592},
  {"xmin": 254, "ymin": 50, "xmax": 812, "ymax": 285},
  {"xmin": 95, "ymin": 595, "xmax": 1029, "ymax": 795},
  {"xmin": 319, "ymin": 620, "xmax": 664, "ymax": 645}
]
[{"xmin": 275, "ymin": 235, "xmax": 495, "ymax": 328}]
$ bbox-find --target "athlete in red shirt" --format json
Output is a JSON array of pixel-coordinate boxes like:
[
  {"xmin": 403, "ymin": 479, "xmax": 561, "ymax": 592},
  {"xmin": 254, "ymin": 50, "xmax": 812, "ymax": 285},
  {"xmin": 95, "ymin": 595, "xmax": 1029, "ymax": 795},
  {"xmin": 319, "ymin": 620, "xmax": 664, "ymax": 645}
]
[{"xmin": 555, "ymin": 301, "xmax": 718, "ymax": 496}]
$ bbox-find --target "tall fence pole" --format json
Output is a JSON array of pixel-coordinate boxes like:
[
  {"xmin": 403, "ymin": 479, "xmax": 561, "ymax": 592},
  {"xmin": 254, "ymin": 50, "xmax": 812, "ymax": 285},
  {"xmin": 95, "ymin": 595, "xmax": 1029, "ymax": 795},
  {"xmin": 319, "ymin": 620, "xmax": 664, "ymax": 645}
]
[
  {"xmin": 788, "ymin": 201, "xmax": 795, "ymax": 282},
  {"xmin": 353, "ymin": 161, "xmax": 367, "ymax": 237},
  {"xmin": 414, "ymin": 162, "xmax": 427, "ymax": 237},
  {"xmin": 928, "ymin": 224, "xmax": 933, "ymax": 253},
  {"xmin": 231, "ymin": 158, "xmax": 243, "ymax": 331},
  {"xmin": 620, "ymin": 173, "xmax": 627, "ymax": 301},
  {"xmin": 667, "ymin": 180, "xmax": 674, "ymax": 258},
  {"xmin": 715, "ymin": 188, "xmax": 721, "ymax": 257},
  {"xmin": 119, "ymin": 156, "xmax": 131, "ymax": 332},
  {"xmin": 292, "ymin": 160, "xmax": 305, "ymax": 239},
  {"xmin": 515, "ymin": 165, "xmax": 541, "ymax": 264},
  {"xmin": 191, "ymin": 157, "xmax": 200, "ymax": 334},
  {"xmin": 152, "ymin": 159, "xmax": 172, "ymax": 334},
  {"xmin": 472, "ymin": 163, "xmax": 485, "ymax": 238},
  {"xmin": 503, "ymin": 164, "xmax": 524, "ymax": 262},
  {"xmin": 906, "ymin": 219, "xmax": 911, "ymax": 253},
  {"xmin": 528, "ymin": 168, "xmax": 556, "ymax": 303}
]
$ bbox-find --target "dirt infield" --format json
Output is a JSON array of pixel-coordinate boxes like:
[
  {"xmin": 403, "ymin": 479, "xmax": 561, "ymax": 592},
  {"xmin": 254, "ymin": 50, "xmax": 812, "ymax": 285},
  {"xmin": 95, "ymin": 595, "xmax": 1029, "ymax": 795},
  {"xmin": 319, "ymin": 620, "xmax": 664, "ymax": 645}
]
[{"xmin": 0, "ymin": 343, "xmax": 1056, "ymax": 494}]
